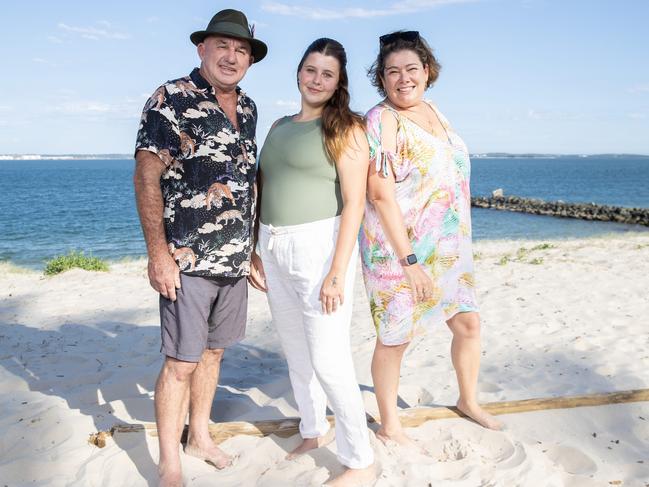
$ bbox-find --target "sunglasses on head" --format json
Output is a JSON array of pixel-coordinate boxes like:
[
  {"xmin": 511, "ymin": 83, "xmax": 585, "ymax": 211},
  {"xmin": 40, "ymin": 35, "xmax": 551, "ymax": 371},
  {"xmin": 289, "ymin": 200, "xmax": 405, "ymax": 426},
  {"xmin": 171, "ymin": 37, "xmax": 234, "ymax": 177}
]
[{"xmin": 379, "ymin": 31, "xmax": 420, "ymax": 47}]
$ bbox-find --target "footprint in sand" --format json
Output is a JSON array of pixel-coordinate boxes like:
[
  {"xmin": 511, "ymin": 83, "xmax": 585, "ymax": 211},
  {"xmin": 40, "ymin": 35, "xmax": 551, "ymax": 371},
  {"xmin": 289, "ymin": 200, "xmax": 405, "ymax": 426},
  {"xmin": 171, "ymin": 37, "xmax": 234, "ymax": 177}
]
[
  {"xmin": 440, "ymin": 438, "xmax": 469, "ymax": 461},
  {"xmin": 495, "ymin": 441, "xmax": 527, "ymax": 469},
  {"xmin": 416, "ymin": 387, "xmax": 436, "ymax": 405},
  {"xmin": 545, "ymin": 445, "xmax": 597, "ymax": 475},
  {"xmin": 478, "ymin": 381, "xmax": 503, "ymax": 393},
  {"xmin": 633, "ymin": 416, "xmax": 649, "ymax": 440},
  {"xmin": 424, "ymin": 436, "xmax": 470, "ymax": 462}
]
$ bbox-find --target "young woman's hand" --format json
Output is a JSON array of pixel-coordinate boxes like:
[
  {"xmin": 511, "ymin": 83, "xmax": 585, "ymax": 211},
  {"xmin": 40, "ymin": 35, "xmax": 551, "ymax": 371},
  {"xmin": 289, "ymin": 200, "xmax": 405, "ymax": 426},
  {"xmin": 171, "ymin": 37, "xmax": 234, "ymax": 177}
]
[{"xmin": 319, "ymin": 269, "xmax": 344, "ymax": 314}]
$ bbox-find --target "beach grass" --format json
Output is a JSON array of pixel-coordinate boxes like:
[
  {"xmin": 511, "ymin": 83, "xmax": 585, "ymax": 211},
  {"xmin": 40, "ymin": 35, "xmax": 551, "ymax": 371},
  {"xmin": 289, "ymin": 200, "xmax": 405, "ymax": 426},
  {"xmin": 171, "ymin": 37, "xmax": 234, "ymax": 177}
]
[
  {"xmin": 531, "ymin": 243, "xmax": 556, "ymax": 250},
  {"xmin": 497, "ymin": 254, "xmax": 511, "ymax": 265},
  {"xmin": 44, "ymin": 251, "xmax": 109, "ymax": 276},
  {"xmin": 496, "ymin": 242, "xmax": 555, "ymax": 266}
]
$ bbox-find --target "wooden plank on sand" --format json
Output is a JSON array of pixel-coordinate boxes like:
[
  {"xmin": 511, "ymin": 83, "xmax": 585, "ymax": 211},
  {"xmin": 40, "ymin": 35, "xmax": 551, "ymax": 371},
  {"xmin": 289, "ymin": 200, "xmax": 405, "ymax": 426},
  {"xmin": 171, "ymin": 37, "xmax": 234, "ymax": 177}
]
[{"xmin": 90, "ymin": 388, "xmax": 649, "ymax": 447}]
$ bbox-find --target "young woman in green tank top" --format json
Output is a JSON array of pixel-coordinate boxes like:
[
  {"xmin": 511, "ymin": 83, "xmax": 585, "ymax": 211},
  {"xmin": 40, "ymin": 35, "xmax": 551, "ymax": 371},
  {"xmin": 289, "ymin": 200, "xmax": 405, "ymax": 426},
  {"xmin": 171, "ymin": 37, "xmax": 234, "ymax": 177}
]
[{"xmin": 248, "ymin": 39, "xmax": 376, "ymax": 486}]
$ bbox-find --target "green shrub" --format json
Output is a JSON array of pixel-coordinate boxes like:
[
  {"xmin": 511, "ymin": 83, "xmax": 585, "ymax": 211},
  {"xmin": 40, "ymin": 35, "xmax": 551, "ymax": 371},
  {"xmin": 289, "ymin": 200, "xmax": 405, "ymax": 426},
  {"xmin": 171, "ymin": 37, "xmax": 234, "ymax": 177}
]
[
  {"xmin": 515, "ymin": 247, "xmax": 529, "ymax": 260},
  {"xmin": 497, "ymin": 254, "xmax": 511, "ymax": 266},
  {"xmin": 532, "ymin": 243, "xmax": 556, "ymax": 251},
  {"xmin": 44, "ymin": 251, "xmax": 109, "ymax": 276}
]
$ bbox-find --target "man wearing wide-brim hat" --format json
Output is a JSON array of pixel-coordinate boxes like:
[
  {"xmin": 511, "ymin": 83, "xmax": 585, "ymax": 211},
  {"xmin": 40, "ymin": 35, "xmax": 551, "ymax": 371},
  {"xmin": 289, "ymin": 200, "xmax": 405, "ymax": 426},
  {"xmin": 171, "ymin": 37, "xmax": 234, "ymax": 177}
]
[{"xmin": 133, "ymin": 8, "xmax": 267, "ymax": 486}]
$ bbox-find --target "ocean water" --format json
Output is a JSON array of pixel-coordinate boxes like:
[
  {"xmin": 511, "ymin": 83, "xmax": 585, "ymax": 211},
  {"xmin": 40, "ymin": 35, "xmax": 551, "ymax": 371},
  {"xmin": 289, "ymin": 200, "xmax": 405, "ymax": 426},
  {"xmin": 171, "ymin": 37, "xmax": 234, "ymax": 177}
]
[
  {"xmin": 1, "ymin": 156, "xmax": 648, "ymax": 268},
  {"xmin": 470, "ymin": 155, "xmax": 649, "ymax": 241}
]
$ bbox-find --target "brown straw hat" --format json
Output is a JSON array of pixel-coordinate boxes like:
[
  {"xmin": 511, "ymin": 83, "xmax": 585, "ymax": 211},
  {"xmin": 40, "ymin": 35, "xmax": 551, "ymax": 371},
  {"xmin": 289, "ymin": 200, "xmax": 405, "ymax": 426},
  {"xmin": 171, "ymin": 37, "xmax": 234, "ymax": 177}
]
[{"xmin": 190, "ymin": 9, "xmax": 268, "ymax": 63}]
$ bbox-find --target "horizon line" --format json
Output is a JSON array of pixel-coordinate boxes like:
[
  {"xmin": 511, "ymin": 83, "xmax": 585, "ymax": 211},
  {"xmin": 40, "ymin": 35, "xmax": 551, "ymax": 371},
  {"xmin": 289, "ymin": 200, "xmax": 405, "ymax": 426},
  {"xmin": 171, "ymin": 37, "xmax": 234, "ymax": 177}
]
[{"xmin": 2, "ymin": 152, "xmax": 649, "ymax": 159}]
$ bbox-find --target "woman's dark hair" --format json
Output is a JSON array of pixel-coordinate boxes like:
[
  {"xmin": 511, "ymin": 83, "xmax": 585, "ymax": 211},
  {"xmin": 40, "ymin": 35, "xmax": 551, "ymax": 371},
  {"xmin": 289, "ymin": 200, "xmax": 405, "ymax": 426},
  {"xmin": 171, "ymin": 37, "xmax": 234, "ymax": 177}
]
[
  {"xmin": 297, "ymin": 38, "xmax": 364, "ymax": 164},
  {"xmin": 367, "ymin": 31, "xmax": 441, "ymax": 97}
]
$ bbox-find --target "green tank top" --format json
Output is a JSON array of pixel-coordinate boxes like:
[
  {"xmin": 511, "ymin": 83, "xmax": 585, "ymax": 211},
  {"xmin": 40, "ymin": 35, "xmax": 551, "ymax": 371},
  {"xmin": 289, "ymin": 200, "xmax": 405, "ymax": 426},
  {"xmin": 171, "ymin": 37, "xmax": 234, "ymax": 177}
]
[{"xmin": 258, "ymin": 116, "xmax": 343, "ymax": 226}]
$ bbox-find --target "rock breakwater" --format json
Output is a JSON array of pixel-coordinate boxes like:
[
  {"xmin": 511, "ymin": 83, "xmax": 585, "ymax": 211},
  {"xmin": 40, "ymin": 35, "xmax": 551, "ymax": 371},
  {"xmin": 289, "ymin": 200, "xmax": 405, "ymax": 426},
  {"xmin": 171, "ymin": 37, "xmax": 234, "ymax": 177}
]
[{"xmin": 471, "ymin": 195, "xmax": 649, "ymax": 226}]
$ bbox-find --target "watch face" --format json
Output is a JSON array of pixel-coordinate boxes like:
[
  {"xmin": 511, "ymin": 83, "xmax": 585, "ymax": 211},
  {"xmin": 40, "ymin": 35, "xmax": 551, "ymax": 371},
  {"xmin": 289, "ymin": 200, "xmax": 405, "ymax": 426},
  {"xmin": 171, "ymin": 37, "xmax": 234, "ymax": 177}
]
[{"xmin": 407, "ymin": 254, "xmax": 417, "ymax": 265}]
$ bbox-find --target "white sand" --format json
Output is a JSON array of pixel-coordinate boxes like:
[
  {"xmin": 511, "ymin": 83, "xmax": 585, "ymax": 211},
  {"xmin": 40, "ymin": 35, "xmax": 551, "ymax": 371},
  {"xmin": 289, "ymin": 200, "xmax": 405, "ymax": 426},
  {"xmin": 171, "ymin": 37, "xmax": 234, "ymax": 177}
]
[{"xmin": 1, "ymin": 234, "xmax": 648, "ymax": 486}]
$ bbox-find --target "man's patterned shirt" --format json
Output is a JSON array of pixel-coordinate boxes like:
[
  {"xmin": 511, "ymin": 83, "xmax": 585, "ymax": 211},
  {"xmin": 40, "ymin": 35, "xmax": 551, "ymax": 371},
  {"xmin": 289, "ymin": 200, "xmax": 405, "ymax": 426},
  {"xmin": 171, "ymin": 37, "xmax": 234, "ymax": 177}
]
[{"xmin": 135, "ymin": 68, "xmax": 257, "ymax": 277}]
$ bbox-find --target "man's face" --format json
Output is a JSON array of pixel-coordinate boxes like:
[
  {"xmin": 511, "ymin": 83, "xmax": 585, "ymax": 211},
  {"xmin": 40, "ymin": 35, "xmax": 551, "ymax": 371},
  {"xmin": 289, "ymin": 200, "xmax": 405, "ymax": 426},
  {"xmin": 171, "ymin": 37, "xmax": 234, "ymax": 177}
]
[{"xmin": 198, "ymin": 35, "xmax": 253, "ymax": 92}]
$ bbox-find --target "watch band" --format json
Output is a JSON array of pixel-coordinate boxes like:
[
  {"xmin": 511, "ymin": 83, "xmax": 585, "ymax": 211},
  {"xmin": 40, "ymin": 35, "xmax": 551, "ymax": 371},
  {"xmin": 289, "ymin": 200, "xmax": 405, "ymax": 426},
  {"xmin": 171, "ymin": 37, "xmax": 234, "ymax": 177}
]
[{"xmin": 399, "ymin": 253, "xmax": 417, "ymax": 266}]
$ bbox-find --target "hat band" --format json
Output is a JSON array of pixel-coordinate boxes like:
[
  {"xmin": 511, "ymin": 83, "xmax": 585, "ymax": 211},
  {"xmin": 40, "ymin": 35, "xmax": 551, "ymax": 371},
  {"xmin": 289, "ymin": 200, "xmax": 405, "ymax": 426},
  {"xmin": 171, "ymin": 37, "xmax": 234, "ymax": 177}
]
[{"xmin": 207, "ymin": 21, "xmax": 251, "ymax": 39}]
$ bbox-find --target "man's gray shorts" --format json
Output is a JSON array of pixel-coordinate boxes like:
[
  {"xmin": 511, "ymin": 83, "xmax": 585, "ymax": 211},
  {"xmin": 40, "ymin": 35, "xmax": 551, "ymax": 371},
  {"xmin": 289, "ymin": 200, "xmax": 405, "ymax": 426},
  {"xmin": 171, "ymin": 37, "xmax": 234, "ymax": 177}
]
[{"xmin": 159, "ymin": 273, "xmax": 248, "ymax": 362}]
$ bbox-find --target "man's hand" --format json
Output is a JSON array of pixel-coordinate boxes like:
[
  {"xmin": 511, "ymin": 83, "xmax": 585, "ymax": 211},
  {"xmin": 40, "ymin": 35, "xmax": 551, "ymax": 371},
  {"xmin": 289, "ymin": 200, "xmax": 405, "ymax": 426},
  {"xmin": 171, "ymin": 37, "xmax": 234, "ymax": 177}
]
[
  {"xmin": 248, "ymin": 251, "xmax": 267, "ymax": 292},
  {"xmin": 148, "ymin": 252, "xmax": 181, "ymax": 301}
]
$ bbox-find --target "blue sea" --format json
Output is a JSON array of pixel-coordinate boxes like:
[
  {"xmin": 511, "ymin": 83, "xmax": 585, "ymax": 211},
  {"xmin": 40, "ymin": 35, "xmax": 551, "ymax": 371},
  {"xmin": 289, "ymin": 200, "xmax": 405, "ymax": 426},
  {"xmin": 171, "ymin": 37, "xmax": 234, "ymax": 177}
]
[{"xmin": 1, "ymin": 156, "xmax": 648, "ymax": 268}]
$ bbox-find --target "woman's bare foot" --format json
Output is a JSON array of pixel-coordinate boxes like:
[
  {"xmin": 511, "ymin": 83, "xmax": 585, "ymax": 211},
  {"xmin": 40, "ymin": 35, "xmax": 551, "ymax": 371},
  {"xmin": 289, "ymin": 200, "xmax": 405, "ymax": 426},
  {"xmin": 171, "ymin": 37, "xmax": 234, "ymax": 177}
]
[
  {"xmin": 286, "ymin": 430, "xmax": 335, "ymax": 460},
  {"xmin": 456, "ymin": 399, "xmax": 503, "ymax": 430},
  {"xmin": 158, "ymin": 468, "xmax": 182, "ymax": 487},
  {"xmin": 184, "ymin": 441, "xmax": 233, "ymax": 469},
  {"xmin": 324, "ymin": 463, "xmax": 376, "ymax": 487},
  {"xmin": 375, "ymin": 427, "xmax": 420, "ymax": 450}
]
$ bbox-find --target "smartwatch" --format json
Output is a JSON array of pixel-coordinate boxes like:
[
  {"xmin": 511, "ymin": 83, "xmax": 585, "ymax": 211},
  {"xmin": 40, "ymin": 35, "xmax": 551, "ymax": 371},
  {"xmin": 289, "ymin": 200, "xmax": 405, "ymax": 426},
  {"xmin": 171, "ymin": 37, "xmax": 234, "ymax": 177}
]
[{"xmin": 399, "ymin": 253, "xmax": 417, "ymax": 266}]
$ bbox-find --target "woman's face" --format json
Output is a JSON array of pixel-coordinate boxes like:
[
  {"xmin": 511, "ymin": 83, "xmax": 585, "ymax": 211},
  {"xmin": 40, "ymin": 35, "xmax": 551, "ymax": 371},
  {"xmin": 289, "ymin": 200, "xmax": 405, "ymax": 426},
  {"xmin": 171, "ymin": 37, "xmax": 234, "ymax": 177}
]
[
  {"xmin": 298, "ymin": 52, "xmax": 340, "ymax": 108},
  {"xmin": 381, "ymin": 49, "xmax": 429, "ymax": 109}
]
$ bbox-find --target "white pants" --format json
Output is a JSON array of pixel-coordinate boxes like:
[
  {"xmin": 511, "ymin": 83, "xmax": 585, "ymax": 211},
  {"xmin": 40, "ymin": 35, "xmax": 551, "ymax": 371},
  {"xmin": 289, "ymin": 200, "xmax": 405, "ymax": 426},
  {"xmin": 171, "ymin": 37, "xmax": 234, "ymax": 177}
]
[{"xmin": 259, "ymin": 216, "xmax": 374, "ymax": 469}]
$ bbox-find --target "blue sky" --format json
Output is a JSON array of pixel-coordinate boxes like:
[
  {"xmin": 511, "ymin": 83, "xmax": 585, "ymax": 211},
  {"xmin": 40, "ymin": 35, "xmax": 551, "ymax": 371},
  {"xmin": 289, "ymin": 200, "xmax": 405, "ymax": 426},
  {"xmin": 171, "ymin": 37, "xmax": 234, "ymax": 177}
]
[{"xmin": 1, "ymin": 0, "xmax": 648, "ymax": 154}]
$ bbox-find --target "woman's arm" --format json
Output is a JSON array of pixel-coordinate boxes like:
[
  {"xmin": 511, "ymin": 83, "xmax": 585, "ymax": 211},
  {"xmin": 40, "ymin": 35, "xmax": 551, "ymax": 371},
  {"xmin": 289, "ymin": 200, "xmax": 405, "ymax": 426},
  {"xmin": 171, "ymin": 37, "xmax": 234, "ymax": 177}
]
[
  {"xmin": 366, "ymin": 111, "xmax": 432, "ymax": 303},
  {"xmin": 366, "ymin": 111, "xmax": 414, "ymax": 259},
  {"xmin": 319, "ymin": 124, "xmax": 369, "ymax": 314}
]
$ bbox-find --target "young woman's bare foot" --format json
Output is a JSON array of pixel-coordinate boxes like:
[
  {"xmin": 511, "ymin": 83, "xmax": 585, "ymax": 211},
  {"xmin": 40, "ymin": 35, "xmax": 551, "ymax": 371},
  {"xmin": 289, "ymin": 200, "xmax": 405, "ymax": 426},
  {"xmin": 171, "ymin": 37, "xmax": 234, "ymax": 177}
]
[
  {"xmin": 456, "ymin": 399, "xmax": 503, "ymax": 430},
  {"xmin": 324, "ymin": 464, "xmax": 376, "ymax": 487},
  {"xmin": 375, "ymin": 427, "xmax": 419, "ymax": 450},
  {"xmin": 158, "ymin": 468, "xmax": 182, "ymax": 487},
  {"xmin": 286, "ymin": 430, "xmax": 335, "ymax": 460},
  {"xmin": 184, "ymin": 441, "xmax": 233, "ymax": 469}
]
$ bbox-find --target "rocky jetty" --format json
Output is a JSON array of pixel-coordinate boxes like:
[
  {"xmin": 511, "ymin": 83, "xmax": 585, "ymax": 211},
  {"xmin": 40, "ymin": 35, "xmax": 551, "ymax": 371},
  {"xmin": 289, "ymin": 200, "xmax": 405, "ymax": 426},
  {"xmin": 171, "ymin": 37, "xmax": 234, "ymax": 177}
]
[{"xmin": 471, "ymin": 193, "xmax": 649, "ymax": 226}]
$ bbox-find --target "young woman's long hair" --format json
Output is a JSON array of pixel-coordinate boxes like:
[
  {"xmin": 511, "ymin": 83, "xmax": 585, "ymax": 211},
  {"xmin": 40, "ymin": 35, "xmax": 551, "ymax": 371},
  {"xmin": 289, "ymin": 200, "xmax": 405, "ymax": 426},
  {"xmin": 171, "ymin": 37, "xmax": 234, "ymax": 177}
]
[{"xmin": 297, "ymin": 38, "xmax": 365, "ymax": 164}]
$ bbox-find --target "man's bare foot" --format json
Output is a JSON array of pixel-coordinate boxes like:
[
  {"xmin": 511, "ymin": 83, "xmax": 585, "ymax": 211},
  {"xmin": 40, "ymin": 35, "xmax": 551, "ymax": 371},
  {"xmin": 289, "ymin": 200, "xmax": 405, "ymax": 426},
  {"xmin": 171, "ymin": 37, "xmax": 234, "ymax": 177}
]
[
  {"xmin": 158, "ymin": 468, "xmax": 182, "ymax": 487},
  {"xmin": 184, "ymin": 441, "xmax": 233, "ymax": 469},
  {"xmin": 286, "ymin": 430, "xmax": 335, "ymax": 460},
  {"xmin": 456, "ymin": 399, "xmax": 503, "ymax": 430},
  {"xmin": 324, "ymin": 463, "xmax": 376, "ymax": 487},
  {"xmin": 375, "ymin": 427, "xmax": 420, "ymax": 451}
]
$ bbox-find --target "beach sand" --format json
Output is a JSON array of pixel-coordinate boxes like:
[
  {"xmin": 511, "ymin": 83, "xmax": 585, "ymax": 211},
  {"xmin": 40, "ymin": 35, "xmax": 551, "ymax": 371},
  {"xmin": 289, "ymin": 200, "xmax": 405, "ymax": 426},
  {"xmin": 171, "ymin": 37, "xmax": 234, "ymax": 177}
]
[{"xmin": 1, "ymin": 234, "xmax": 648, "ymax": 486}]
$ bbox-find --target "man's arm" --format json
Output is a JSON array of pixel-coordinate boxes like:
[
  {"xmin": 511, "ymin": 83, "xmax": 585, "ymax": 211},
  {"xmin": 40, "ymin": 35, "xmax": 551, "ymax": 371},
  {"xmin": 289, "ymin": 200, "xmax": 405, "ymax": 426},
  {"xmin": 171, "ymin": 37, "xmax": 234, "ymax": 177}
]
[
  {"xmin": 247, "ymin": 172, "xmax": 267, "ymax": 292},
  {"xmin": 133, "ymin": 150, "xmax": 181, "ymax": 301}
]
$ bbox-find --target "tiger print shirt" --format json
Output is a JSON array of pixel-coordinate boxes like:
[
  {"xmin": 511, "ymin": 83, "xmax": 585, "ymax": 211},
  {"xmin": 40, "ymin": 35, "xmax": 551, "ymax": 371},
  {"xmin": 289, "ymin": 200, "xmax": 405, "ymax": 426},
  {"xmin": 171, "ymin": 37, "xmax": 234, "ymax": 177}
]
[{"xmin": 135, "ymin": 68, "xmax": 257, "ymax": 277}]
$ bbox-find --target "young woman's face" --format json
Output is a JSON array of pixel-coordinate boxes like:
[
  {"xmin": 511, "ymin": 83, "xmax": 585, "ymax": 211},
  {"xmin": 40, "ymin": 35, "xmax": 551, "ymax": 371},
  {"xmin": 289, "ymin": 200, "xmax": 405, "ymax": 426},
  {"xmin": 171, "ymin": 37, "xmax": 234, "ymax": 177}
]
[
  {"xmin": 297, "ymin": 52, "xmax": 340, "ymax": 108},
  {"xmin": 381, "ymin": 49, "xmax": 429, "ymax": 109}
]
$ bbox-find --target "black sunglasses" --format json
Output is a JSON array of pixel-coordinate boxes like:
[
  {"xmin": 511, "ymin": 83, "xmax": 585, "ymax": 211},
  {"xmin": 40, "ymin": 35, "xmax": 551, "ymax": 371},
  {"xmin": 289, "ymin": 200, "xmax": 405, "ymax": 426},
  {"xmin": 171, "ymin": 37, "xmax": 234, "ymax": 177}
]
[{"xmin": 379, "ymin": 31, "xmax": 420, "ymax": 47}]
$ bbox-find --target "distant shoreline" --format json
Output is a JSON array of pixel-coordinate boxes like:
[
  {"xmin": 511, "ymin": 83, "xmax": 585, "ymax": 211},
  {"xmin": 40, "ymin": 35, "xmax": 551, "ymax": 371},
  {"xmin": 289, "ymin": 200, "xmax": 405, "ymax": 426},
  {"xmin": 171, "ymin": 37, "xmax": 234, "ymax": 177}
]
[
  {"xmin": 471, "ymin": 153, "xmax": 649, "ymax": 159},
  {"xmin": 0, "ymin": 154, "xmax": 133, "ymax": 160},
  {"xmin": 1, "ymin": 153, "xmax": 649, "ymax": 161}
]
